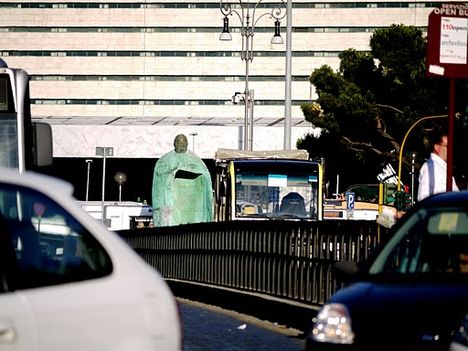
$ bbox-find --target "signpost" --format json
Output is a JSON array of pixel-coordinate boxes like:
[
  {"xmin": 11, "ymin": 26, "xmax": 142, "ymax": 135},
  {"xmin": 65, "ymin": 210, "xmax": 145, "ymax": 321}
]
[
  {"xmin": 426, "ymin": 3, "xmax": 468, "ymax": 191},
  {"xmin": 346, "ymin": 191, "xmax": 354, "ymax": 219}
]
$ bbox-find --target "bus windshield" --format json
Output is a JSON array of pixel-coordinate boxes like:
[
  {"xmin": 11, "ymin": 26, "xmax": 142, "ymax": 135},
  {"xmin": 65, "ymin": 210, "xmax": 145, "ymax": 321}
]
[
  {"xmin": 0, "ymin": 74, "xmax": 19, "ymax": 169},
  {"xmin": 234, "ymin": 160, "xmax": 320, "ymax": 220}
]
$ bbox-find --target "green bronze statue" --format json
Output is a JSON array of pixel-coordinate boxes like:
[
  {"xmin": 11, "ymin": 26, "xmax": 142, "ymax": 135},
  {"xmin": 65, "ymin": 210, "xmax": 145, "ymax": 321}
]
[{"xmin": 152, "ymin": 134, "xmax": 213, "ymax": 226}]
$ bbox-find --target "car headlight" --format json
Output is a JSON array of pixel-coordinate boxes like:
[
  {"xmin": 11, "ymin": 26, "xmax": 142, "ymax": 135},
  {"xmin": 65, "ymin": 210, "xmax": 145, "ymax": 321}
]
[
  {"xmin": 311, "ymin": 303, "xmax": 355, "ymax": 344},
  {"xmin": 452, "ymin": 314, "xmax": 468, "ymax": 347}
]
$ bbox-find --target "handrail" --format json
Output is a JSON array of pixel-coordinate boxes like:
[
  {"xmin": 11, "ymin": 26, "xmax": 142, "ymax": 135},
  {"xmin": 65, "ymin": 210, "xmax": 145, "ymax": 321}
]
[{"xmin": 119, "ymin": 220, "xmax": 383, "ymax": 309}]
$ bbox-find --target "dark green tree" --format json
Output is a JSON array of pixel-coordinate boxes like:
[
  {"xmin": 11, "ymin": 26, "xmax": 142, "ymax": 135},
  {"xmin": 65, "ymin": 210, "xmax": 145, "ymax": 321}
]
[{"xmin": 299, "ymin": 24, "xmax": 468, "ymax": 192}]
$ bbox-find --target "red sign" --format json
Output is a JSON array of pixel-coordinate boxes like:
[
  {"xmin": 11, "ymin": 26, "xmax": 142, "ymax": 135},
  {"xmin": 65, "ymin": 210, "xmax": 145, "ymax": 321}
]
[
  {"xmin": 33, "ymin": 202, "xmax": 46, "ymax": 217},
  {"xmin": 427, "ymin": 3, "xmax": 468, "ymax": 78}
]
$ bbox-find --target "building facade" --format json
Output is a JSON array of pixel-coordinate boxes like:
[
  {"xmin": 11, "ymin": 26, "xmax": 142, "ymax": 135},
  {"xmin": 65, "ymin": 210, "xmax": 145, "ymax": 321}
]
[{"xmin": 0, "ymin": 0, "xmax": 445, "ymax": 158}]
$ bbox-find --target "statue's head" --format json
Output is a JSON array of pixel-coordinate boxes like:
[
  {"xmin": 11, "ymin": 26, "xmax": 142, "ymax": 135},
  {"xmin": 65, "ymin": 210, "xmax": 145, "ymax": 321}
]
[{"xmin": 174, "ymin": 134, "xmax": 188, "ymax": 154}]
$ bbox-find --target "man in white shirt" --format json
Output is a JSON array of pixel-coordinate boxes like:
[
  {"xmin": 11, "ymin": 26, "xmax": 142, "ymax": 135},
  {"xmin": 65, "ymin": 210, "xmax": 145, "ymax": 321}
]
[{"xmin": 417, "ymin": 130, "xmax": 459, "ymax": 202}]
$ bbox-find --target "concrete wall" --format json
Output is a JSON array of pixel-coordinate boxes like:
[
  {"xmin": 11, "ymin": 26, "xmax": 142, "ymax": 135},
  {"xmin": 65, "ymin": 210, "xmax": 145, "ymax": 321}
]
[{"xmin": 51, "ymin": 124, "xmax": 319, "ymax": 158}]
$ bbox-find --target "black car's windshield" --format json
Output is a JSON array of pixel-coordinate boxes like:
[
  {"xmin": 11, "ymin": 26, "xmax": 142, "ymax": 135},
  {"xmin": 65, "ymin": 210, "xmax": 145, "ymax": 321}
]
[{"xmin": 369, "ymin": 208, "xmax": 468, "ymax": 276}]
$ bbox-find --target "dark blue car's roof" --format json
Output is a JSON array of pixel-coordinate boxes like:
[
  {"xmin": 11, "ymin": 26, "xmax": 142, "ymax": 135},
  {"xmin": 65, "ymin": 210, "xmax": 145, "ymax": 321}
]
[{"xmin": 417, "ymin": 190, "xmax": 468, "ymax": 208}]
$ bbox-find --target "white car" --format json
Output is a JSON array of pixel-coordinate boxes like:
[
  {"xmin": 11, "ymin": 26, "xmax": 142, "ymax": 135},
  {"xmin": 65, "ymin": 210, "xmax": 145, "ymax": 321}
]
[{"xmin": 0, "ymin": 168, "xmax": 181, "ymax": 350}]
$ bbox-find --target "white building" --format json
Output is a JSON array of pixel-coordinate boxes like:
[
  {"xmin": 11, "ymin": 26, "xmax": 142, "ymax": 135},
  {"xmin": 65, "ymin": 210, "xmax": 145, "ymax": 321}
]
[{"xmin": 0, "ymin": 0, "xmax": 442, "ymax": 158}]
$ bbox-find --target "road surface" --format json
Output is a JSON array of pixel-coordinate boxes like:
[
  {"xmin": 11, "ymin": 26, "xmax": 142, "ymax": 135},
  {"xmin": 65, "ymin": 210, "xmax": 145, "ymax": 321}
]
[{"xmin": 178, "ymin": 298, "xmax": 306, "ymax": 351}]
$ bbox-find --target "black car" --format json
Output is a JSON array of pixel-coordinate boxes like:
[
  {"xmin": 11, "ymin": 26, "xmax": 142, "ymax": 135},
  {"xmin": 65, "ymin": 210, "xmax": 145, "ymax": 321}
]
[{"xmin": 306, "ymin": 191, "xmax": 468, "ymax": 351}]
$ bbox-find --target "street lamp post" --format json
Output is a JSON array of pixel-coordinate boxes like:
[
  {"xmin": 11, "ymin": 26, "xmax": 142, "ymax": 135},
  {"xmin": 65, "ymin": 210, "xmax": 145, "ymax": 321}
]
[
  {"xmin": 96, "ymin": 146, "xmax": 114, "ymax": 223},
  {"xmin": 284, "ymin": 0, "xmax": 292, "ymax": 150},
  {"xmin": 114, "ymin": 172, "xmax": 127, "ymax": 202},
  {"xmin": 85, "ymin": 159, "xmax": 93, "ymax": 201},
  {"xmin": 189, "ymin": 132, "xmax": 198, "ymax": 153},
  {"xmin": 219, "ymin": 0, "xmax": 286, "ymax": 150}
]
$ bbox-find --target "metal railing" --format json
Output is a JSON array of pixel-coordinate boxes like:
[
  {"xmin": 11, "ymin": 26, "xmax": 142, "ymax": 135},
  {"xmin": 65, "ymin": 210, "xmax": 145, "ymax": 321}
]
[{"xmin": 118, "ymin": 220, "xmax": 383, "ymax": 309}]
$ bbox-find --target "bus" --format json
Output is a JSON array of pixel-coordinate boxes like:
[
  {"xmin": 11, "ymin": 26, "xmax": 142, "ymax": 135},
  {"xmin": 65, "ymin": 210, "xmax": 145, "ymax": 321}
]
[
  {"xmin": 0, "ymin": 59, "xmax": 52, "ymax": 173},
  {"xmin": 213, "ymin": 149, "xmax": 324, "ymax": 221}
]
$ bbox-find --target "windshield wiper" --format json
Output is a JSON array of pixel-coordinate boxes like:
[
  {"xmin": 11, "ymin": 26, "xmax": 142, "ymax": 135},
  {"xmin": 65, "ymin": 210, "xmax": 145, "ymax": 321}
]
[{"xmin": 264, "ymin": 213, "xmax": 308, "ymax": 220}]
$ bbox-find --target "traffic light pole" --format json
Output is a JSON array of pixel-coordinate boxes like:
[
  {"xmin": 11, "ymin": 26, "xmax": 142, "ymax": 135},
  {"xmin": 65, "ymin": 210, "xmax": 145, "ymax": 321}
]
[{"xmin": 397, "ymin": 114, "xmax": 447, "ymax": 192}]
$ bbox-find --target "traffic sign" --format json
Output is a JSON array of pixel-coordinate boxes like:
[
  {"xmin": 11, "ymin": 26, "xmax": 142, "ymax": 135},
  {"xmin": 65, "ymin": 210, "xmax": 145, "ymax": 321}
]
[
  {"xmin": 33, "ymin": 202, "xmax": 46, "ymax": 217},
  {"xmin": 346, "ymin": 192, "xmax": 355, "ymax": 210}
]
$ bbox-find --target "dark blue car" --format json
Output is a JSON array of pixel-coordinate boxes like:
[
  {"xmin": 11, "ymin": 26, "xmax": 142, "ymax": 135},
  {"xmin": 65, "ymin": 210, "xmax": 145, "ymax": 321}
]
[{"xmin": 306, "ymin": 191, "xmax": 468, "ymax": 350}]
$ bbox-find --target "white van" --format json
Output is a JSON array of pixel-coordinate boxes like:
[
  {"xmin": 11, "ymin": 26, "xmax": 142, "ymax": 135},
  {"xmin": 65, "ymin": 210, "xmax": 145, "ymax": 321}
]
[{"xmin": 0, "ymin": 168, "xmax": 181, "ymax": 350}]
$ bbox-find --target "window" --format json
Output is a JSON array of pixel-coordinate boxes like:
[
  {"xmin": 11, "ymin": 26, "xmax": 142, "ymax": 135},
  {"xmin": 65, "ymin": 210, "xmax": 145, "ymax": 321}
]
[
  {"xmin": 0, "ymin": 183, "xmax": 112, "ymax": 291},
  {"xmin": 370, "ymin": 208, "xmax": 468, "ymax": 275}
]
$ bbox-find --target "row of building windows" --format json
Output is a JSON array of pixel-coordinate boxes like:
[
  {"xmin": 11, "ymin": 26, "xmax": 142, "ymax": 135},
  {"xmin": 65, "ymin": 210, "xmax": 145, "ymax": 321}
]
[
  {"xmin": 31, "ymin": 75, "xmax": 309, "ymax": 82},
  {"xmin": 33, "ymin": 99, "xmax": 310, "ymax": 105},
  {"xmin": 0, "ymin": 2, "xmax": 441, "ymax": 9},
  {"xmin": 0, "ymin": 26, "xmax": 413, "ymax": 33},
  {"xmin": 1, "ymin": 50, "xmax": 343, "ymax": 57}
]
